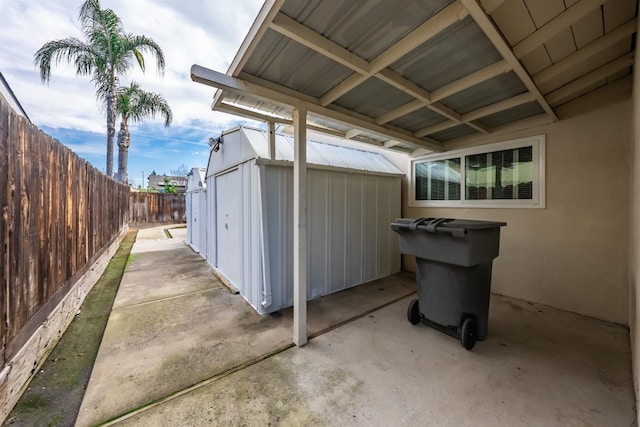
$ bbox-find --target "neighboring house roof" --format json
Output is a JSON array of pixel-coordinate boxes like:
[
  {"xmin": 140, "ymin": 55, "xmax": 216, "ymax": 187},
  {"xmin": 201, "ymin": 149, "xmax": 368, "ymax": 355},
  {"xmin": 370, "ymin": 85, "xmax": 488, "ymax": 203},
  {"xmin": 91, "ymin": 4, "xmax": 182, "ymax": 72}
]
[
  {"xmin": 192, "ymin": 0, "xmax": 636, "ymax": 154},
  {"xmin": 148, "ymin": 174, "xmax": 188, "ymax": 192},
  {"xmin": 0, "ymin": 71, "xmax": 30, "ymax": 121}
]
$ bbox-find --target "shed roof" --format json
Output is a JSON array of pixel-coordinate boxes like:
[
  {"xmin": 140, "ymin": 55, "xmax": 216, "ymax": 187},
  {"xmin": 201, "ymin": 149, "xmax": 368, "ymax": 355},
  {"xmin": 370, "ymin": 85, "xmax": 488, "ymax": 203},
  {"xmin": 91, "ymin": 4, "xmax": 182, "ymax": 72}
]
[
  {"xmin": 186, "ymin": 168, "xmax": 207, "ymax": 191},
  {"xmin": 191, "ymin": 0, "xmax": 637, "ymax": 155},
  {"xmin": 241, "ymin": 126, "xmax": 403, "ymax": 175}
]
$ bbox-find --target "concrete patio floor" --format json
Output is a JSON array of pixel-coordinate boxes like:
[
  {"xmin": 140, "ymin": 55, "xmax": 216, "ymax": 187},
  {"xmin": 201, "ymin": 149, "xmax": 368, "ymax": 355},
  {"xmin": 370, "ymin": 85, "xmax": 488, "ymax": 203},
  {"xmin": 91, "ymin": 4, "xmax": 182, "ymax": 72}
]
[{"xmin": 75, "ymin": 225, "xmax": 635, "ymax": 426}]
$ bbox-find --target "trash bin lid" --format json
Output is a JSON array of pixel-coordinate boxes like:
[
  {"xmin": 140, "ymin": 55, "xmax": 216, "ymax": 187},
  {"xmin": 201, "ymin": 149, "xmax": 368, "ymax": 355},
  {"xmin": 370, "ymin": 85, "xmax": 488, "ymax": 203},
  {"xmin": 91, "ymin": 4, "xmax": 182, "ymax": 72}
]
[{"xmin": 391, "ymin": 218, "xmax": 506, "ymax": 236}]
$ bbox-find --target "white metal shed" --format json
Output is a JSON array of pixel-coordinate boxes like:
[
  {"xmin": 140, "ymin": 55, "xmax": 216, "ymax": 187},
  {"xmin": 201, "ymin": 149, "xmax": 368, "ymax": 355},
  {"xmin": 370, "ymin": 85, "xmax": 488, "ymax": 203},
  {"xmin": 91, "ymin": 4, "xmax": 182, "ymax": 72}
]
[
  {"xmin": 186, "ymin": 167, "xmax": 207, "ymax": 256},
  {"xmin": 205, "ymin": 126, "xmax": 403, "ymax": 314}
]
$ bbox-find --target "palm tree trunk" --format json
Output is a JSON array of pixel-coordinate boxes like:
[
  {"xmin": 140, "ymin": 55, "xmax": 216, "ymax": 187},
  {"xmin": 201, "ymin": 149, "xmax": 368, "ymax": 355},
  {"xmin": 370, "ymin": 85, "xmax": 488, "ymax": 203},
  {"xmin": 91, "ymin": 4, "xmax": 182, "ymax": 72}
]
[
  {"xmin": 106, "ymin": 88, "xmax": 115, "ymax": 177},
  {"xmin": 117, "ymin": 121, "xmax": 130, "ymax": 183}
]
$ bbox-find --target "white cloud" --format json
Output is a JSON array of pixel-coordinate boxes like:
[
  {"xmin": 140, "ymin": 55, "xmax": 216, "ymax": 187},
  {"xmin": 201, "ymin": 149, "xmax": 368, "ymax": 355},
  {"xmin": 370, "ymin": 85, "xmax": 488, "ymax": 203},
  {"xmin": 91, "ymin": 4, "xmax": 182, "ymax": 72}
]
[{"xmin": 0, "ymin": 0, "xmax": 264, "ymax": 132}]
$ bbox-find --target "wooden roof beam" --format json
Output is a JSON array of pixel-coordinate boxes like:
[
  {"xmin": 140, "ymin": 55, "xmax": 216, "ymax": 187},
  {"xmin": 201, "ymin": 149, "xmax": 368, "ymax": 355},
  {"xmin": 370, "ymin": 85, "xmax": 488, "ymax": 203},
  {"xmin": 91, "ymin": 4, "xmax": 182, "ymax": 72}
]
[
  {"xmin": 546, "ymin": 52, "xmax": 635, "ymax": 106},
  {"xmin": 191, "ymin": 65, "xmax": 444, "ymax": 152},
  {"xmin": 345, "ymin": 129, "xmax": 362, "ymax": 139},
  {"xmin": 384, "ymin": 140, "xmax": 401, "ymax": 148},
  {"xmin": 270, "ymin": 13, "xmax": 371, "ymax": 75},
  {"xmin": 463, "ymin": 92, "xmax": 535, "ymax": 121},
  {"xmin": 534, "ymin": 18, "xmax": 637, "ymax": 87},
  {"xmin": 466, "ymin": 120, "xmax": 491, "ymax": 134},
  {"xmin": 271, "ymin": 8, "xmax": 482, "ymax": 129},
  {"xmin": 375, "ymin": 59, "xmax": 512, "ymax": 125},
  {"xmin": 459, "ymin": 0, "xmax": 558, "ymax": 121},
  {"xmin": 413, "ymin": 92, "xmax": 534, "ymax": 137},
  {"xmin": 479, "ymin": 0, "xmax": 509, "ymax": 14},
  {"xmin": 319, "ymin": 1, "xmax": 469, "ymax": 106},
  {"xmin": 218, "ymin": 102, "xmax": 292, "ymax": 124},
  {"xmin": 414, "ymin": 120, "xmax": 458, "ymax": 138},
  {"xmin": 513, "ymin": 0, "xmax": 607, "ymax": 59},
  {"xmin": 213, "ymin": 0, "xmax": 285, "ymax": 108}
]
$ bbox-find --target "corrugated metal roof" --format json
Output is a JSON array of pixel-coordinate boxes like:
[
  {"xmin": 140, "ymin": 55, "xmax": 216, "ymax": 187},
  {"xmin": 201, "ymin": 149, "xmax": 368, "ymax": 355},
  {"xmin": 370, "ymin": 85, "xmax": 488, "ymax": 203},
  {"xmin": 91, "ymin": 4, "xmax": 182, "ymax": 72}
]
[
  {"xmin": 280, "ymin": 0, "xmax": 455, "ymax": 61},
  {"xmin": 480, "ymin": 101, "xmax": 545, "ymax": 128},
  {"xmin": 242, "ymin": 127, "xmax": 403, "ymax": 175},
  {"xmin": 388, "ymin": 17, "xmax": 503, "ymax": 91},
  {"xmin": 440, "ymin": 72, "xmax": 528, "ymax": 114},
  {"xmin": 192, "ymin": 0, "xmax": 636, "ymax": 153}
]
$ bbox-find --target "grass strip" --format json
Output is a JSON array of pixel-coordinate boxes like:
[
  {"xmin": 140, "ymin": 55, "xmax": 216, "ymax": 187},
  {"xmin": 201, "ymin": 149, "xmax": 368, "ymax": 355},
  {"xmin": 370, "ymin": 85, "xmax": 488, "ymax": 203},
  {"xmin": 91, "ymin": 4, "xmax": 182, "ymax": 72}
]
[{"xmin": 5, "ymin": 231, "xmax": 137, "ymax": 427}]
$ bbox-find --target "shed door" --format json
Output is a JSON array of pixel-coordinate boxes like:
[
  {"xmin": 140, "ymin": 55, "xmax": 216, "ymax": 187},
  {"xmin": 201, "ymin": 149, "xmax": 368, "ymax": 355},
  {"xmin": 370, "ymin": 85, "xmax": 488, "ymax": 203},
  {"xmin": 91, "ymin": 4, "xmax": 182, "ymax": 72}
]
[
  {"xmin": 216, "ymin": 168, "xmax": 243, "ymax": 291},
  {"xmin": 192, "ymin": 192, "xmax": 200, "ymax": 251}
]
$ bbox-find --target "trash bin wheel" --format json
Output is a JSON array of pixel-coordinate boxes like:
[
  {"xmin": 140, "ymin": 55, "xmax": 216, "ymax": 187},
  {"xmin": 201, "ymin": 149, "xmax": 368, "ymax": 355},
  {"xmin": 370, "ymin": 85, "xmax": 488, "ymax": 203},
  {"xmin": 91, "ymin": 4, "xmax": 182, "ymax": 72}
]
[
  {"xmin": 407, "ymin": 299, "xmax": 420, "ymax": 325},
  {"xmin": 460, "ymin": 317, "xmax": 477, "ymax": 351}
]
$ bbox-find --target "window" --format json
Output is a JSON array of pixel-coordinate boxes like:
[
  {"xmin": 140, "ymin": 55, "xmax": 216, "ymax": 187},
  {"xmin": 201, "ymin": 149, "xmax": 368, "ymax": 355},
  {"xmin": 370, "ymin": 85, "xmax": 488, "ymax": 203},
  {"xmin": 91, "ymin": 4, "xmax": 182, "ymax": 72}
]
[{"xmin": 410, "ymin": 135, "xmax": 545, "ymax": 208}]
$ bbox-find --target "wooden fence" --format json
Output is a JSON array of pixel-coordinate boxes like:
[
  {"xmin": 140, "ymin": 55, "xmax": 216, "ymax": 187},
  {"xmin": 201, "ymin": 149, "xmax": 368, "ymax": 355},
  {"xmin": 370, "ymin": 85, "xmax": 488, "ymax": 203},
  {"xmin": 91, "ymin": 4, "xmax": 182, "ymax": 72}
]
[
  {"xmin": 0, "ymin": 98, "xmax": 186, "ymax": 366},
  {"xmin": 129, "ymin": 192, "xmax": 186, "ymax": 224}
]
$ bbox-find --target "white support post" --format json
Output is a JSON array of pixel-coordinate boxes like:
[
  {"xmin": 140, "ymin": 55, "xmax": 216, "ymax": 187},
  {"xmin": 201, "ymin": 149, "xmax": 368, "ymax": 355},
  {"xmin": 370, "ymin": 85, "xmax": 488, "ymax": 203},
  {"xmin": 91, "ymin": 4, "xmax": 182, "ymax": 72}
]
[
  {"xmin": 268, "ymin": 121, "xmax": 276, "ymax": 160},
  {"xmin": 293, "ymin": 105, "xmax": 308, "ymax": 347}
]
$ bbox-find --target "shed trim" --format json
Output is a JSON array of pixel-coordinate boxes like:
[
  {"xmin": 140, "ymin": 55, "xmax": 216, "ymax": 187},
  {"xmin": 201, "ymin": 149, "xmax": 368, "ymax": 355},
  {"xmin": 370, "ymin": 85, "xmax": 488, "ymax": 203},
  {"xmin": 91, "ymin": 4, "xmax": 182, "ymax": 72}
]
[{"xmin": 255, "ymin": 158, "xmax": 404, "ymax": 178}]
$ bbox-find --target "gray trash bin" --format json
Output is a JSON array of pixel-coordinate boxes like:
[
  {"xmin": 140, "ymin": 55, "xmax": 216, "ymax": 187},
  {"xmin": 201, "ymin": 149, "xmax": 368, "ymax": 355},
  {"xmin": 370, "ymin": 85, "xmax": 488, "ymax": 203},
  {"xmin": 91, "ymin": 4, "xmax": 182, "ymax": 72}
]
[{"xmin": 391, "ymin": 217, "xmax": 506, "ymax": 350}]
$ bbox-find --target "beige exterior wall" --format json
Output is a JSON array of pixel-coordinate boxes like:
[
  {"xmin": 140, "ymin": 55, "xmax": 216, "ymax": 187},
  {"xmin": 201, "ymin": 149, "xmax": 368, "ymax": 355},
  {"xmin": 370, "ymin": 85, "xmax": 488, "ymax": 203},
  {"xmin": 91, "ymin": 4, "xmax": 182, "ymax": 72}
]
[
  {"xmin": 401, "ymin": 78, "xmax": 632, "ymax": 325},
  {"xmin": 630, "ymin": 28, "xmax": 640, "ymax": 421}
]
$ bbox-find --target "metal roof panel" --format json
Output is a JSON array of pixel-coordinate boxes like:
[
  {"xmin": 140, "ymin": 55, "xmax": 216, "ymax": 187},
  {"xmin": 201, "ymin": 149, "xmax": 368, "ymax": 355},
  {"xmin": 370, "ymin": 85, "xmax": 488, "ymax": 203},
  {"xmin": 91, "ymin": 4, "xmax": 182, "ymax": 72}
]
[
  {"xmin": 280, "ymin": 0, "xmax": 455, "ymax": 61},
  {"xmin": 440, "ymin": 71, "xmax": 528, "ymax": 114},
  {"xmin": 479, "ymin": 101, "xmax": 545, "ymax": 127},
  {"xmin": 431, "ymin": 124, "xmax": 477, "ymax": 142},
  {"xmin": 389, "ymin": 107, "xmax": 447, "ymax": 132},
  {"xmin": 243, "ymin": 29, "xmax": 353, "ymax": 97},
  {"xmin": 333, "ymin": 77, "xmax": 417, "ymax": 118},
  {"xmin": 389, "ymin": 16, "xmax": 503, "ymax": 91}
]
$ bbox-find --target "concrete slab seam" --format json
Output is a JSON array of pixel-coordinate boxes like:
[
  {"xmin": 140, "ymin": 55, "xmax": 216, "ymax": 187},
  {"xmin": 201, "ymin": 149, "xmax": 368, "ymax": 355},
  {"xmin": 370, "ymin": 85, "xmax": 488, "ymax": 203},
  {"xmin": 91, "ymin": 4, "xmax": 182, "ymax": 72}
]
[
  {"xmin": 95, "ymin": 289, "xmax": 418, "ymax": 426},
  {"xmin": 111, "ymin": 287, "xmax": 228, "ymax": 311},
  {"xmin": 96, "ymin": 343, "xmax": 296, "ymax": 426},
  {"xmin": 308, "ymin": 290, "xmax": 416, "ymax": 340},
  {"xmin": 124, "ymin": 258, "xmax": 208, "ymax": 273}
]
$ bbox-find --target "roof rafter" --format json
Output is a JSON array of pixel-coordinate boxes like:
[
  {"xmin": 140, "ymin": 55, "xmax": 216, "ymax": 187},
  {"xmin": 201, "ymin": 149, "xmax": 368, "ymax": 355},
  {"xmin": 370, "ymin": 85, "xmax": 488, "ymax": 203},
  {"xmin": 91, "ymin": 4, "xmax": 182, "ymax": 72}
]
[
  {"xmin": 270, "ymin": 13, "xmax": 371, "ymax": 74},
  {"xmin": 319, "ymin": 2, "xmax": 469, "ymax": 106},
  {"xmin": 533, "ymin": 18, "xmax": 637, "ymax": 87},
  {"xmin": 375, "ymin": 59, "xmax": 512, "ymax": 125},
  {"xmin": 546, "ymin": 52, "xmax": 635, "ymax": 106},
  {"xmin": 479, "ymin": 0, "xmax": 509, "ymax": 14},
  {"xmin": 218, "ymin": 102, "xmax": 291, "ymax": 124},
  {"xmin": 414, "ymin": 92, "xmax": 535, "ymax": 137},
  {"xmin": 270, "ymin": 5, "xmax": 497, "ymax": 137},
  {"xmin": 191, "ymin": 64, "xmax": 444, "ymax": 152},
  {"xmin": 459, "ymin": 0, "xmax": 558, "ymax": 121},
  {"xmin": 513, "ymin": 0, "xmax": 607, "ymax": 59},
  {"xmin": 213, "ymin": 0, "xmax": 286, "ymax": 108}
]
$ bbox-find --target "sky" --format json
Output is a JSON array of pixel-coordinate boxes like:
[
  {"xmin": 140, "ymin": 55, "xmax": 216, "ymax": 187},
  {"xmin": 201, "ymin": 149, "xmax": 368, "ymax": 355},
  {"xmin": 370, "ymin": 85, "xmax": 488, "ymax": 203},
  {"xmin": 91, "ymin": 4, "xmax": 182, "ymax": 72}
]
[{"xmin": 0, "ymin": 0, "xmax": 265, "ymax": 187}]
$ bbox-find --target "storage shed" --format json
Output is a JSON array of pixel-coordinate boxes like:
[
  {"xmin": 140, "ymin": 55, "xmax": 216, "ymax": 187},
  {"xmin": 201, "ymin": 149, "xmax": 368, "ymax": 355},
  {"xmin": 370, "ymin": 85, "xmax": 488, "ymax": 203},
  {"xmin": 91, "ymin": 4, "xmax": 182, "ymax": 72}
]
[
  {"xmin": 186, "ymin": 167, "xmax": 207, "ymax": 256},
  {"xmin": 205, "ymin": 126, "xmax": 403, "ymax": 314}
]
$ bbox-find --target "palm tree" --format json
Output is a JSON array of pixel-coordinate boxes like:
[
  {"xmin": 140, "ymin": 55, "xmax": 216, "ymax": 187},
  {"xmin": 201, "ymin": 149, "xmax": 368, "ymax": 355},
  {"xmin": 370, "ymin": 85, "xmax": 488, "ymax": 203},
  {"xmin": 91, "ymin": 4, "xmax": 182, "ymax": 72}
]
[
  {"xmin": 34, "ymin": 0, "xmax": 165, "ymax": 177},
  {"xmin": 114, "ymin": 82, "xmax": 172, "ymax": 183}
]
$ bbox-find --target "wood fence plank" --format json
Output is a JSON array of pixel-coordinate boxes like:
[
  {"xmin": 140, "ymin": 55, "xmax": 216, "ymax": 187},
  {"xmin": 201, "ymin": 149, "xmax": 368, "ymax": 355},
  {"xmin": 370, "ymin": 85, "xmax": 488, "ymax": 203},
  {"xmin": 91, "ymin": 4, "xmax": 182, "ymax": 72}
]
[
  {"xmin": 0, "ymin": 96, "xmax": 186, "ymax": 360},
  {"xmin": 0, "ymin": 101, "xmax": 9, "ymax": 364}
]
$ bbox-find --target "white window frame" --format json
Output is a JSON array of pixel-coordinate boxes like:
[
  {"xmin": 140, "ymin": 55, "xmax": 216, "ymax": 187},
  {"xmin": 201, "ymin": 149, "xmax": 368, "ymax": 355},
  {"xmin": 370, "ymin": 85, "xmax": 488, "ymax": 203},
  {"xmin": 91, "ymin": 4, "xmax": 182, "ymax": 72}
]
[{"xmin": 409, "ymin": 134, "xmax": 546, "ymax": 209}]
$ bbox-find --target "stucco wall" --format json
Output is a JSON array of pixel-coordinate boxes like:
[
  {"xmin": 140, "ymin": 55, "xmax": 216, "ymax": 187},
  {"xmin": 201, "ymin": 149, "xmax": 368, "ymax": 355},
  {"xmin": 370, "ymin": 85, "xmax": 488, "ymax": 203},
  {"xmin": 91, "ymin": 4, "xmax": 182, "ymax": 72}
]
[
  {"xmin": 402, "ymin": 79, "xmax": 631, "ymax": 325},
  {"xmin": 629, "ymin": 27, "xmax": 640, "ymax": 421}
]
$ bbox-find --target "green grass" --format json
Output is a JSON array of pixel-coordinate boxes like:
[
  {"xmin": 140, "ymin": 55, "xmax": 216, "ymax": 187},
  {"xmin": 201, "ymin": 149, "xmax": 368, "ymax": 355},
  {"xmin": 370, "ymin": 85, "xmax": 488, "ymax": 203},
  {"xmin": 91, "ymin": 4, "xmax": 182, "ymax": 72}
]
[{"xmin": 5, "ymin": 231, "xmax": 137, "ymax": 427}]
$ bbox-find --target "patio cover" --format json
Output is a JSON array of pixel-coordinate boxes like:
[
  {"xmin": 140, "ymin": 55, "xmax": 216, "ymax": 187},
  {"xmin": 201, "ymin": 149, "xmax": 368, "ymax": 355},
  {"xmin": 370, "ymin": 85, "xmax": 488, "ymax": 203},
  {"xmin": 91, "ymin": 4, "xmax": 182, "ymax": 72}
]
[{"xmin": 191, "ymin": 0, "xmax": 637, "ymax": 345}]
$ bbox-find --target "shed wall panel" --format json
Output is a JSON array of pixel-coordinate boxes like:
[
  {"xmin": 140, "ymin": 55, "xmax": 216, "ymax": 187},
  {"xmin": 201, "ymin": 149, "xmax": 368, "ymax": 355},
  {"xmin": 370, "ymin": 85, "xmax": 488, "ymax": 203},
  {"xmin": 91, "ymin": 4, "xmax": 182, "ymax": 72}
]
[
  {"xmin": 206, "ymin": 128, "xmax": 403, "ymax": 315},
  {"xmin": 328, "ymin": 173, "xmax": 348, "ymax": 291}
]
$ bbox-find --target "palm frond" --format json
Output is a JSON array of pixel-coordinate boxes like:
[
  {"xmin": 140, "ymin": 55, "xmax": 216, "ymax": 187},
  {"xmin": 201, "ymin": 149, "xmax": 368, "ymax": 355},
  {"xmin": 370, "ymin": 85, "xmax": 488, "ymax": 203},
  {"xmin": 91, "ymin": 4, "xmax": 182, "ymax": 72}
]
[
  {"xmin": 114, "ymin": 82, "xmax": 172, "ymax": 127},
  {"xmin": 34, "ymin": 38, "xmax": 94, "ymax": 82},
  {"xmin": 124, "ymin": 35, "xmax": 166, "ymax": 75}
]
